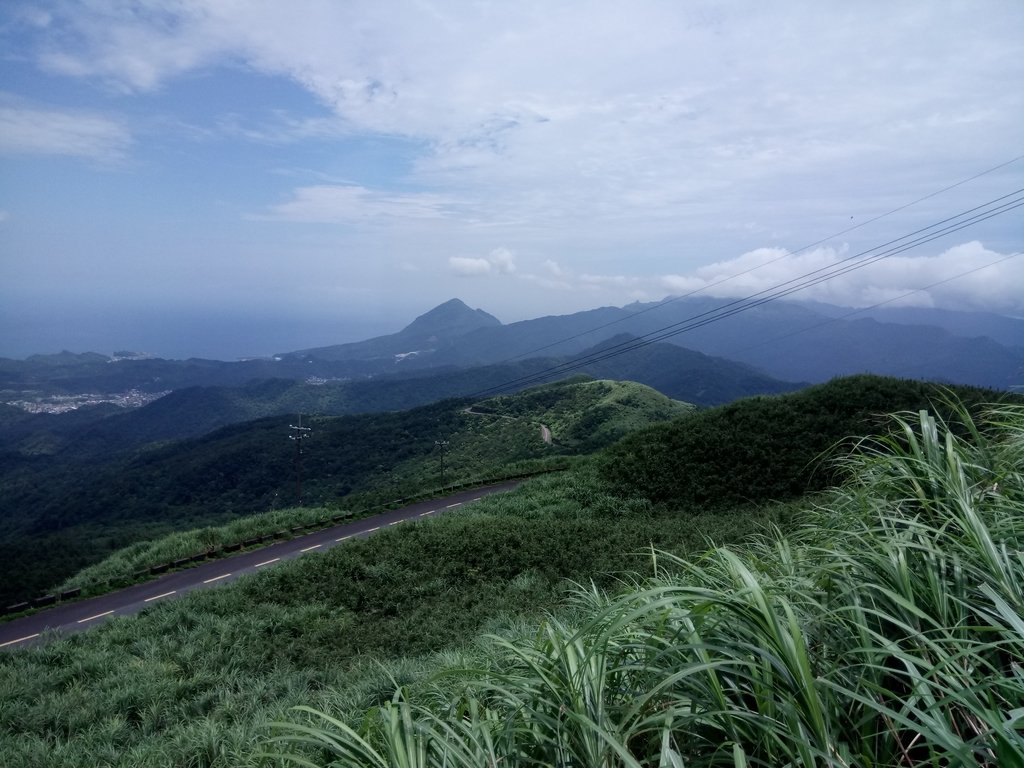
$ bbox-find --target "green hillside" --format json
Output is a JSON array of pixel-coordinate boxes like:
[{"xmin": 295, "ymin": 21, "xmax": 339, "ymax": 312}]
[
  {"xmin": 599, "ymin": 373, "xmax": 1009, "ymax": 509},
  {"xmin": 468, "ymin": 377, "xmax": 695, "ymax": 451},
  {"xmin": 0, "ymin": 375, "xmax": 1018, "ymax": 767},
  {"xmin": 0, "ymin": 378, "xmax": 688, "ymax": 608}
]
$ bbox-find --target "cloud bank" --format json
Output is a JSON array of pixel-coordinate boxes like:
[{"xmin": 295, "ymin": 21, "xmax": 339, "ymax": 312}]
[
  {"xmin": 661, "ymin": 242, "xmax": 1024, "ymax": 315},
  {"xmin": 0, "ymin": 2, "xmax": 1021, "ymax": 357}
]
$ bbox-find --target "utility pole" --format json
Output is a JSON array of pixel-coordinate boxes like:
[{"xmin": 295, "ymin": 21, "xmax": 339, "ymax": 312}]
[
  {"xmin": 289, "ymin": 415, "xmax": 312, "ymax": 506},
  {"xmin": 434, "ymin": 439, "xmax": 449, "ymax": 487}
]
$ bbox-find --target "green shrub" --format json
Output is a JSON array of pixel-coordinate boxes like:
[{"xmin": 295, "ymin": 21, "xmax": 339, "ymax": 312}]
[{"xmin": 270, "ymin": 401, "xmax": 1024, "ymax": 767}]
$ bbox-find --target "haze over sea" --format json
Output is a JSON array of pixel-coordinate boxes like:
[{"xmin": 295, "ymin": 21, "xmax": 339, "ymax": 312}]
[{"xmin": 1, "ymin": 2, "xmax": 1022, "ymax": 359}]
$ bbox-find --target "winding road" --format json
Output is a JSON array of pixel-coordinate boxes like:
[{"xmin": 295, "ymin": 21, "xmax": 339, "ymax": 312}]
[{"xmin": 0, "ymin": 480, "xmax": 521, "ymax": 651}]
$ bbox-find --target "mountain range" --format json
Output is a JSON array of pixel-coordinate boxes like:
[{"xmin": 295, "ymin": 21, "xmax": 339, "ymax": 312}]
[
  {"xmin": 3, "ymin": 296, "xmax": 1020, "ymax": 403},
  {"xmin": 277, "ymin": 296, "xmax": 1022, "ymax": 390}
]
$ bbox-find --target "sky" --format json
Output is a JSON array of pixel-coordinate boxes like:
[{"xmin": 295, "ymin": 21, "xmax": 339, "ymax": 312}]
[{"xmin": 1, "ymin": 1, "xmax": 1022, "ymax": 360}]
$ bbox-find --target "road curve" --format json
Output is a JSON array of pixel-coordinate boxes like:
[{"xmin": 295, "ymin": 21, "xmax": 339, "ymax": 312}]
[{"xmin": 0, "ymin": 480, "xmax": 522, "ymax": 651}]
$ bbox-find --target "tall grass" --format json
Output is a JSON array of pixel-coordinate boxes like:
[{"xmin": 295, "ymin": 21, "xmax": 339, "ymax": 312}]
[{"xmin": 270, "ymin": 402, "xmax": 1024, "ymax": 766}]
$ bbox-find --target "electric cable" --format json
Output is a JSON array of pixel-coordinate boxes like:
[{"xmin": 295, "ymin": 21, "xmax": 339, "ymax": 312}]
[
  {"xmin": 499, "ymin": 154, "xmax": 1024, "ymax": 362},
  {"xmin": 466, "ymin": 189, "xmax": 1024, "ymax": 397},
  {"xmin": 722, "ymin": 251, "xmax": 1023, "ymax": 359}
]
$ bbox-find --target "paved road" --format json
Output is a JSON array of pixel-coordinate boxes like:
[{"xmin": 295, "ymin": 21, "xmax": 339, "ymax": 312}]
[{"xmin": 0, "ymin": 480, "xmax": 521, "ymax": 651}]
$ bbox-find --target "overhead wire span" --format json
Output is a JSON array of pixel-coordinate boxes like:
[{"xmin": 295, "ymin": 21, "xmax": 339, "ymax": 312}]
[
  {"xmin": 467, "ymin": 189, "xmax": 1024, "ymax": 398},
  {"xmin": 499, "ymin": 154, "xmax": 1024, "ymax": 363},
  {"xmin": 721, "ymin": 251, "xmax": 1023, "ymax": 359}
]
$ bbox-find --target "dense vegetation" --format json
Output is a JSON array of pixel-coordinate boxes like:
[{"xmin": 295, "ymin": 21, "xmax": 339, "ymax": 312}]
[
  {"xmin": 1, "ymin": 374, "xmax": 1019, "ymax": 767},
  {"xmin": 599, "ymin": 374, "xmax": 1008, "ymax": 509},
  {"xmin": 0, "ymin": 474, "xmax": 783, "ymax": 767},
  {"xmin": 274, "ymin": 402, "xmax": 1024, "ymax": 767},
  {"xmin": 0, "ymin": 378, "xmax": 686, "ymax": 607}
]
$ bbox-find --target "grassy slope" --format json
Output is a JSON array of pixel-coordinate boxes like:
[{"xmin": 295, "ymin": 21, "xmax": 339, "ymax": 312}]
[
  {"xmin": 272, "ymin": 404, "xmax": 1024, "ymax": 768},
  {"xmin": 0, "ymin": 473, "xmax": 783, "ymax": 768},
  {"xmin": 40, "ymin": 379, "xmax": 688, "ymax": 599},
  {"xmin": 472, "ymin": 377, "xmax": 695, "ymax": 452},
  {"xmin": 1, "ymin": 374, "xmax": 1014, "ymax": 767}
]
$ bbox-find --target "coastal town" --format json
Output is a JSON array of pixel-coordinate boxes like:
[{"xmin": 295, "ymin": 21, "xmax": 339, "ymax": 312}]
[{"xmin": 3, "ymin": 388, "xmax": 169, "ymax": 414}]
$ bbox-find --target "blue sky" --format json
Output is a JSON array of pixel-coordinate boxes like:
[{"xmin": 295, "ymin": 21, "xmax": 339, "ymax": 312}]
[{"xmin": 1, "ymin": 1, "xmax": 1022, "ymax": 359}]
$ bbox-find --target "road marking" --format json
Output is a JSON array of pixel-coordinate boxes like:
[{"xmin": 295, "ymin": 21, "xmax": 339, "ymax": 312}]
[
  {"xmin": 300, "ymin": 544, "xmax": 322, "ymax": 552},
  {"xmin": 446, "ymin": 502, "xmax": 463, "ymax": 508},
  {"xmin": 419, "ymin": 510, "xmax": 435, "ymax": 517},
  {"xmin": 144, "ymin": 591, "xmax": 176, "ymax": 603},
  {"xmin": 389, "ymin": 519, "xmax": 403, "ymax": 526},
  {"xmin": 0, "ymin": 633, "xmax": 40, "ymax": 648},
  {"xmin": 365, "ymin": 526, "xmax": 380, "ymax": 533},
  {"xmin": 471, "ymin": 497, "xmax": 481, "ymax": 501},
  {"xmin": 335, "ymin": 535, "xmax": 353, "ymax": 542},
  {"xmin": 254, "ymin": 558, "xmax": 280, "ymax": 568},
  {"xmin": 203, "ymin": 573, "xmax": 231, "ymax": 584},
  {"xmin": 77, "ymin": 610, "xmax": 114, "ymax": 624}
]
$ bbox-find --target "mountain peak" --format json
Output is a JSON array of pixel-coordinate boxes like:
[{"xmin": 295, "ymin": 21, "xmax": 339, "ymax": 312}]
[{"xmin": 399, "ymin": 299, "xmax": 501, "ymax": 339}]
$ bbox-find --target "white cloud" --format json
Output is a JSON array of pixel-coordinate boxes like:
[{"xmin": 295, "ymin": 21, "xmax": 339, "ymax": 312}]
[
  {"xmin": 262, "ymin": 185, "xmax": 456, "ymax": 223},
  {"xmin": 17, "ymin": 2, "xmax": 1023, "ymax": 232},
  {"xmin": 0, "ymin": 102, "xmax": 131, "ymax": 161},
  {"xmin": 543, "ymin": 260, "xmax": 565, "ymax": 277},
  {"xmin": 35, "ymin": 5, "xmax": 230, "ymax": 93},
  {"xmin": 660, "ymin": 242, "xmax": 1024, "ymax": 315},
  {"xmin": 488, "ymin": 247, "xmax": 516, "ymax": 274},
  {"xmin": 448, "ymin": 247, "xmax": 518, "ymax": 277},
  {"xmin": 449, "ymin": 256, "xmax": 491, "ymax": 276}
]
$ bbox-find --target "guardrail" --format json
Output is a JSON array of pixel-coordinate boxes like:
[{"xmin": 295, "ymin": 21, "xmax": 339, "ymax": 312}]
[{"xmin": 2, "ymin": 464, "xmax": 569, "ymax": 618}]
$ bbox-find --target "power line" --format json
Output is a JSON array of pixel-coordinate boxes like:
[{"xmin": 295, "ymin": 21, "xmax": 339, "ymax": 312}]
[
  {"xmin": 467, "ymin": 189, "xmax": 1024, "ymax": 397},
  {"xmin": 494, "ymin": 196, "xmax": 1023, "ymax": 391},
  {"xmin": 722, "ymin": 251, "xmax": 1023, "ymax": 358},
  {"xmin": 288, "ymin": 415, "xmax": 312, "ymax": 506},
  {"xmin": 499, "ymin": 154, "xmax": 1024, "ymax": 363}
]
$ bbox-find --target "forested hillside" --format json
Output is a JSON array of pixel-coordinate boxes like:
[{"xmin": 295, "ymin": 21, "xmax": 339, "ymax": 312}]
[
  {"xmin": 0, "ymin": 374, "xmax": 1018, "ymax": 767},
  {"xmin": 0, "ymin": 379, "xmax": 687, "ymax": 607}
]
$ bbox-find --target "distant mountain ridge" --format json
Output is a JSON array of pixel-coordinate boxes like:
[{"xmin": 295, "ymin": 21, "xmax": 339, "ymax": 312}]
[
  {"xmin": 794, "ymin": 301, "xmax": 1024, "ymax": 349},
  {"xmin": 0, "ymin": 337, "xmax": 800, "ymax": 461},
  {"xmin": 4, "ymin": 296, "xmax": 1021, "ymax": 399},
  {"xmin": 280, "ymin": 298, "xmax": 501, "ymax": 362},
  {"xmin": 344, "ymin": 296, "xmax": 1022, "ymax": 391}
]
